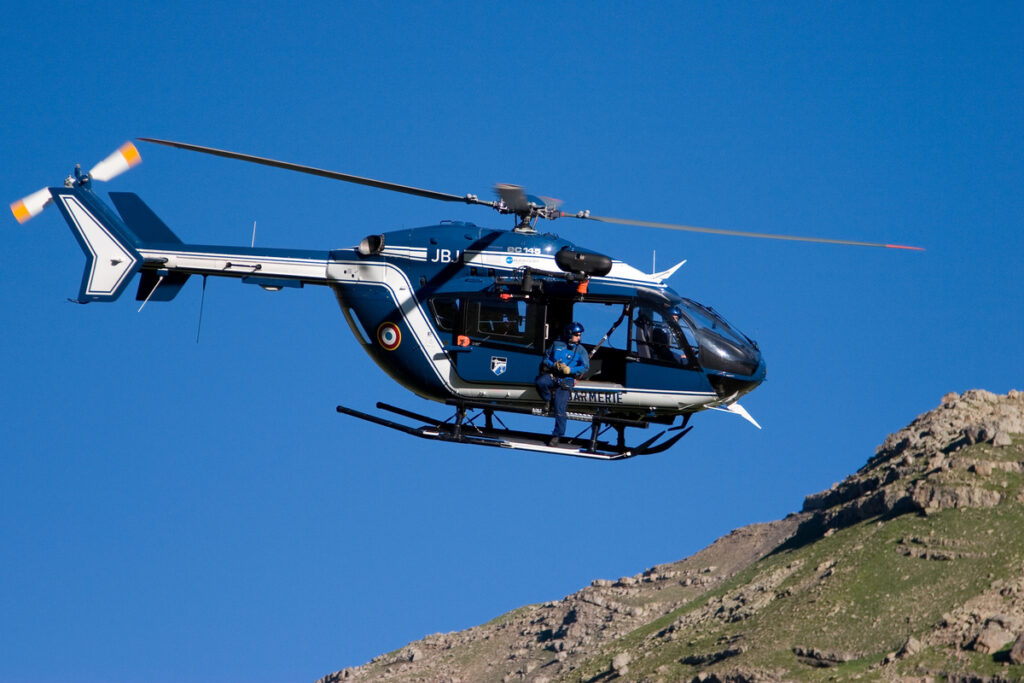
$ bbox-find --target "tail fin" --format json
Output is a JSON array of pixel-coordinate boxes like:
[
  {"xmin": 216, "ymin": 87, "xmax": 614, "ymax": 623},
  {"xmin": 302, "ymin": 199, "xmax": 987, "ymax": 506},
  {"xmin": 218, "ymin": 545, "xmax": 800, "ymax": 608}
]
[
  {"xmin": 108, "ymin": 192, "xmax": 191, "ymax": 302},
  {"xmin": 108, "ymin": 192, "xmax": 183, "ymax": 245},
  {"xmin": 50, "ymin": 187, "xmax": 143, "ymax": 303},
  {"xmin": 49, "ymin": 187, "xmax": 192, "ymax": 304}
]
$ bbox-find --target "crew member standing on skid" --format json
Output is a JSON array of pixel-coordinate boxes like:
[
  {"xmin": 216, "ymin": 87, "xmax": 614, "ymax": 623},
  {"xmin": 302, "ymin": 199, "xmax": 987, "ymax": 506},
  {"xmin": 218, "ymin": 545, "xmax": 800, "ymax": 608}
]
[{"xmin": 536, "ymin": 322, "xmax": 589, "ymax": 447}]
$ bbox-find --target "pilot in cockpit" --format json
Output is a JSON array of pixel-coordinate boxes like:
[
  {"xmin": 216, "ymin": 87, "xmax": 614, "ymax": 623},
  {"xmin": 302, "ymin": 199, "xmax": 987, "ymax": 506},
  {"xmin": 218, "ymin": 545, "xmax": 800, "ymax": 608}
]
[{"xmin": 635, "ymin": 306, "xmax": 687, "ymax": 365}]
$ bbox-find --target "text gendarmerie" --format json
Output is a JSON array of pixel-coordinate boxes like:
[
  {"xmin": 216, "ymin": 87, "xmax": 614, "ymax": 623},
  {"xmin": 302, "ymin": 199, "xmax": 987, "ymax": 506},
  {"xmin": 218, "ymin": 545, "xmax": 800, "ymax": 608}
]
[{"xmin": 571, "ymin": 390, "xmax": 624, "ymax": 404}]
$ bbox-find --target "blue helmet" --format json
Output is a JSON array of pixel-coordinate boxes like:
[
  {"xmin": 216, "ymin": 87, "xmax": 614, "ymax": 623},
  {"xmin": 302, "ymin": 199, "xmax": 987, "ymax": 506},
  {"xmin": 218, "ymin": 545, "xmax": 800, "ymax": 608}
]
[
  {"xmin": 668, "ymin": 305, "xmax": 683, "ymax": 319},
  {"xmin": 564, "ymin": 322, "xmax": 584, "ymax": 336}
]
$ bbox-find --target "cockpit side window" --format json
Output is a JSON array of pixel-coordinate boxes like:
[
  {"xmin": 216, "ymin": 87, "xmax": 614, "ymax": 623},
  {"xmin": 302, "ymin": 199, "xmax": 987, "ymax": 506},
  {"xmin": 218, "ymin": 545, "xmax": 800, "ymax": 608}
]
[{"xmin": 632, "ymin": 305, "xmax": 695, "ymax": 367}]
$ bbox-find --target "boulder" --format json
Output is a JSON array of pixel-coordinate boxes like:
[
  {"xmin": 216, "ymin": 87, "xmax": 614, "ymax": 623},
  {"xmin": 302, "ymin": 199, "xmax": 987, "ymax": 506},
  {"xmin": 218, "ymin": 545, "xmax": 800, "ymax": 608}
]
[
  {"xmin": 612, "ymin": 652, "xmax": 631, "ymax": 676},
  {"xmin": 964, "ymin": 424, "xmax": 993, "ymax": 445},
  {"xmin": 898, "ymin": 635, "xmax": 921, "ymax": 658},
  {"xmin": 971, "ymin": 623, "xmax": 1013, "ymax": 654},
  {"xmin": 1009, "ymin": 633, "xmax": 1024, "ymax": 665}
]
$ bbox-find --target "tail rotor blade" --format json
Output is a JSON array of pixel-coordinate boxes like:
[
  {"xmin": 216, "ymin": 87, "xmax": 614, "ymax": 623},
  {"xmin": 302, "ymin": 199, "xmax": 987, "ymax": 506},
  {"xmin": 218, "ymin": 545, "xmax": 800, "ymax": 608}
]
[
  {"xmin": 88, "ymin": 142, "xmax": 142, "ymax": 182},
  {"xmin": 10, "ymin": 187, "xmax": 52, "ymax": 224},
  {"xmin": 12, "ymin": 141, "xmax": 141, "ymax": 224}
]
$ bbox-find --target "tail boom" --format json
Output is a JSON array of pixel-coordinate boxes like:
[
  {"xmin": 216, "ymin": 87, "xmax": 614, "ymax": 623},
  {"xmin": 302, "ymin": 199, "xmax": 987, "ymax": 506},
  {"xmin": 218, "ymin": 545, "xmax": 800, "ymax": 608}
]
[{"xmin": 49, "ymin": 184, "xmax": 334, "ymax": 303}]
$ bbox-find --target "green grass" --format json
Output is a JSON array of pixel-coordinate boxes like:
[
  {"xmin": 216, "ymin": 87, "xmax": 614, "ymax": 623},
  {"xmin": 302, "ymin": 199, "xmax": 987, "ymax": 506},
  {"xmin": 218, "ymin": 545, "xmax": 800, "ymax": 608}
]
[{"xmin": 557, "ymin": 448, "xmax": 1024, "ymax": 681}]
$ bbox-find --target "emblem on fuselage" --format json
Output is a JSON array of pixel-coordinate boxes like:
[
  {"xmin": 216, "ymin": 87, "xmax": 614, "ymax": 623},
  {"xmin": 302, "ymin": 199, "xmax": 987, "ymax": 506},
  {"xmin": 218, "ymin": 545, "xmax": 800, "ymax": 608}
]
[
  {"xmin": 377, "ymin": 322, "xmax": 401, "ymax": 351},
  {"xmin": 490, "ymin": 356, "xmax": 508, "ymax": 376}
]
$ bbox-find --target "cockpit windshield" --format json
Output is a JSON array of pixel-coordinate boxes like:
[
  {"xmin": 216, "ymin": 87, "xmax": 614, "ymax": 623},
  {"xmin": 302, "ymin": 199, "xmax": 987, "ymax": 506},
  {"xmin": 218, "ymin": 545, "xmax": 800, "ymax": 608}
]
[
  {"xmin": 675, "ymin": 299, "xmax": 751, "ymax": 345},
  {"xmin": 637, "ymin": 290, "xmax": 761, "ymax": 377}
]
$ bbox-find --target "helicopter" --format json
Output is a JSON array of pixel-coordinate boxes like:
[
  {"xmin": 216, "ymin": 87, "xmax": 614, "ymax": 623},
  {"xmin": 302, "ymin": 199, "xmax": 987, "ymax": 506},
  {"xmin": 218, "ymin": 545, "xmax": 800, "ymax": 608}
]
[{"xmin": 11, "ymin": 139, "xmax": 922, "ymax": 460}]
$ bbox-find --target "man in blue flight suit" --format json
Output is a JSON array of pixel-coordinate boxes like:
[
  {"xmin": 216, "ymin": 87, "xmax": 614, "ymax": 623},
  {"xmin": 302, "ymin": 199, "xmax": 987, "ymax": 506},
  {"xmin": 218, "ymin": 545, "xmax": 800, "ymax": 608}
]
[
  {"xmin": 536, "ymin": 322, "xmax": 590, "ymax": 447},
  {"xmin": 667, "ymin": 305, "xmax": 688, "ymax": 364}
]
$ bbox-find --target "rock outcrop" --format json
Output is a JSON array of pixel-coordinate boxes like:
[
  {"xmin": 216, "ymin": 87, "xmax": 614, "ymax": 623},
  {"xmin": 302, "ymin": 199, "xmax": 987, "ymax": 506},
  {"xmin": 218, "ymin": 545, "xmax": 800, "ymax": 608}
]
[{"xmin": 800, "ymin": 390, "xmax": 1024, "ymax": 535}]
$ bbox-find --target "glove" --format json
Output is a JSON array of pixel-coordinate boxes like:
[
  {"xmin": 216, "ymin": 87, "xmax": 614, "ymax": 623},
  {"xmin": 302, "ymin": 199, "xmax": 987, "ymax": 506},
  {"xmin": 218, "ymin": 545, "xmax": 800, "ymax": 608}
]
[{"xmin": 554, "ymin": 361, "xmax": 570, "ymax": 375}]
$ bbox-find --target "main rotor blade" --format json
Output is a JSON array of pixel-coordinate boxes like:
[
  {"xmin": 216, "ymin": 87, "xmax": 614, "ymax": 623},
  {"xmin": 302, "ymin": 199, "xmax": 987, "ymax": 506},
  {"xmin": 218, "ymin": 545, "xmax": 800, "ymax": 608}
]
[
  {"xmin": 138, "ymin": 137, "xmax": 496, "ymax": 208},
  {"xmin": 574, "ymin": 214, "xmax": 924, "ymax": 250}
]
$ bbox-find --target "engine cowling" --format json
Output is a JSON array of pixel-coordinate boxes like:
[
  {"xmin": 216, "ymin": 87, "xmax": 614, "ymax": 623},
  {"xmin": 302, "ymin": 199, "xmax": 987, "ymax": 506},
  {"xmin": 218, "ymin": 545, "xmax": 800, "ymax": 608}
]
[{"xmin": 555, "ymin": 247, "xmax": 613, "ymax": 277}]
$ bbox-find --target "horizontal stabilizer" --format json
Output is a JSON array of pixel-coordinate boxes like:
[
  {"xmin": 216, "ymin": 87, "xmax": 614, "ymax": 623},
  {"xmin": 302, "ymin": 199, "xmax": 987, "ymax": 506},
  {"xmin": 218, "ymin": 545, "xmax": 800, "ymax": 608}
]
[{"xmin": 136, "ymin": 270, "xmax": 191, "ymax": 302}]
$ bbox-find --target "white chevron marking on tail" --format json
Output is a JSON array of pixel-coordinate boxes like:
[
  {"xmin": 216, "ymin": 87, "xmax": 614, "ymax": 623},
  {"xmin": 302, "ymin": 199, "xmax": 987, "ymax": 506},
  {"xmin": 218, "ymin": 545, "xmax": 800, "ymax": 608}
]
[{"xmin": 58, "ymin": 195, "xmax": 139, "ymax": 296}]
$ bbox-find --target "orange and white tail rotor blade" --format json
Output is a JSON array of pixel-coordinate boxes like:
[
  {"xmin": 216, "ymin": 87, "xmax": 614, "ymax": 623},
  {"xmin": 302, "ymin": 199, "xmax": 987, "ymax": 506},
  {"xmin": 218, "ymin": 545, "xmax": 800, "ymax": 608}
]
[
  {"xmin": 10, "ymin": 187, "xmax": 53, "ymax": 224},
  {"xmin": 88, "ymin": 141, "xmax": 142, "ymax": 182}
]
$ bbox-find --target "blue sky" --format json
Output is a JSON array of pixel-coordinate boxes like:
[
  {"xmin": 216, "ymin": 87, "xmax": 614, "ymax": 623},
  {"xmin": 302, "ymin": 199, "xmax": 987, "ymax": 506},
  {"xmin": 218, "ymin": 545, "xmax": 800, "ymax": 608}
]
[{"xmin": 2, "ymin": 3, "xmax": 1021, "ymax": 682}]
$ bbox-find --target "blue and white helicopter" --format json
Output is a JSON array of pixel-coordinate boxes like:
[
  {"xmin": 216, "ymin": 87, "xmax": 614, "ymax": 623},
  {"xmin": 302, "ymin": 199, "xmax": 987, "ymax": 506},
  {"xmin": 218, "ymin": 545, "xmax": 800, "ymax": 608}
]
[{"xmin": 11, "ymin": 140, "xmax": 921, "ymax": 459}]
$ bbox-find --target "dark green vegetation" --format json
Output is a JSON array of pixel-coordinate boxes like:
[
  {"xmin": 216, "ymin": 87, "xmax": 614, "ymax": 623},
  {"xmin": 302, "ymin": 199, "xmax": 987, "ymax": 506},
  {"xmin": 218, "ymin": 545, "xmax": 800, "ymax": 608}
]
[
  {"xmin": 321, "ymin": 390, "xmax": 1024, "ymax": 682},
  {"xmin": 566, "ymin": 482, "xmax": 1024, "ymax": 682}
]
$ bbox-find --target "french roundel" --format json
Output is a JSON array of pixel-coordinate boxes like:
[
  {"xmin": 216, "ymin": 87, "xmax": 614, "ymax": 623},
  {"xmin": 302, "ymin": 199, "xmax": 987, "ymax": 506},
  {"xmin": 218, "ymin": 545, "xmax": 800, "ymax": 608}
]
[{"xmin": 377, "ymin": 322, "xmax": 401, "ymax": 350}]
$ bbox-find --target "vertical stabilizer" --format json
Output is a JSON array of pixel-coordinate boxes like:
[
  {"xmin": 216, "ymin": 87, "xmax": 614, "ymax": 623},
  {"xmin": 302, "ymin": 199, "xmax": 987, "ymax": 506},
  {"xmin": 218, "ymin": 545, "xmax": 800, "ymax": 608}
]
[
  {"xmin": 109, "ymin": 192, "xmax": 183, "ymax": 245},
  {"xmin": 50, "ymin": 187, "xmax": 142, "ymax": 303}
]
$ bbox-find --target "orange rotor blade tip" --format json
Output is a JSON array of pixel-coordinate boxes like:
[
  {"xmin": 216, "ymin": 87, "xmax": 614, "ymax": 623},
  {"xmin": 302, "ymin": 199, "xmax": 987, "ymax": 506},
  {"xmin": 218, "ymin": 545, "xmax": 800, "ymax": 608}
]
[
  {"xmin": 120, "ymin": 141, "xmax": 142, "ymax": 166},
  {"xmin": 885, "ymin": 244, "xmax": 926, "ymax": 251},
  {"xmin": 11, "ymin": 200, "xmax": 31, "ymax": 224}
]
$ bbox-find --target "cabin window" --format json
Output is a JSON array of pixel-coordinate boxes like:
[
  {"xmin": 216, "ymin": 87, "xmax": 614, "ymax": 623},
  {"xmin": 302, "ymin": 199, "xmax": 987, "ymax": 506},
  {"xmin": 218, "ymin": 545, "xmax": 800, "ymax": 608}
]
[
  {"xmin": 570, "ymin": 300, "xmax": 631, "ymax": 351},
  {"xmin": 466, "ymin": 298, "xmax": 537, "ymax": 348},
  {"xmin": 428, "ymin": 296, "xmax": 460, "ymax": 332},
  {"xmin": 567, "ymin": 299, "xmax": 632, "ymax": 383}
]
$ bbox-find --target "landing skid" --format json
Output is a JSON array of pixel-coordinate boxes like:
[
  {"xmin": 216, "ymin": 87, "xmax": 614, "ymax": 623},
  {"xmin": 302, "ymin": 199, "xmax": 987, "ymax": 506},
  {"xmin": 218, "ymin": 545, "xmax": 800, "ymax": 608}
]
[{"xmin": 336, "ymin": 401, "xmax": 693, "ymax": 460}]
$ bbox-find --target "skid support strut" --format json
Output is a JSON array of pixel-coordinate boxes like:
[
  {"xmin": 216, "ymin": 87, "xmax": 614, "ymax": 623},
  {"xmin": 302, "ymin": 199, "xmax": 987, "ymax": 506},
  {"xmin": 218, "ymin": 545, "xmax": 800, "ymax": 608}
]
[{"xmin": 336, "ymin": 401, "xmax": 697, "ymax": 459}]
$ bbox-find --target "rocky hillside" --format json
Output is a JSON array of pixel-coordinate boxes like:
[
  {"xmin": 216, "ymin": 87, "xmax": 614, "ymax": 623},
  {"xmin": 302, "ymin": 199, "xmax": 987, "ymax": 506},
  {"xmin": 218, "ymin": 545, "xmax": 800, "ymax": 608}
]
[{"xmin": 319, "ymin": 390, "xmax": 1024, "ymax": 683}]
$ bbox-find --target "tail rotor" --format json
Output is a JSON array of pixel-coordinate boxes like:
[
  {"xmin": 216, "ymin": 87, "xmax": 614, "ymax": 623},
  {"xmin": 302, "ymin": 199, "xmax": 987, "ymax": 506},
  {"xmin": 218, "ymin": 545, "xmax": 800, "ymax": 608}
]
[{"xmin": 10, "ymin": 141, "xmax": 142, "ymax": 224}]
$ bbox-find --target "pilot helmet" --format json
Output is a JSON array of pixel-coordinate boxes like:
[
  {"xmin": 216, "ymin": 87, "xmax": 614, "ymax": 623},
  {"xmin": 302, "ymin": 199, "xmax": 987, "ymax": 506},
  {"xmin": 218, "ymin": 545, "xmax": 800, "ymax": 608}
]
[{"xmin": 564, "ymin": 322, "xmax": 584, "ymax": 337}]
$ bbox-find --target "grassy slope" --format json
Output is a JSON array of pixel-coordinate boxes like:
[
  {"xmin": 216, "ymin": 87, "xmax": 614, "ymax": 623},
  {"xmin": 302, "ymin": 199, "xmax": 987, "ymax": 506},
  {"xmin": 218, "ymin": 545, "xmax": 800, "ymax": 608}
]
[{"xmin": 561, "ymin": 438, "xmax": 1024, "ymax": 682}]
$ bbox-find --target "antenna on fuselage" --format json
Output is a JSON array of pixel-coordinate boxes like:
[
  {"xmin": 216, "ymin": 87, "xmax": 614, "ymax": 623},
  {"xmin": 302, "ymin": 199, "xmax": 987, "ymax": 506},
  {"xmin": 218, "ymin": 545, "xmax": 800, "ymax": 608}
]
[{"xmin": 196, "ymin": 275, "xmax": 208, "ymax": 344}]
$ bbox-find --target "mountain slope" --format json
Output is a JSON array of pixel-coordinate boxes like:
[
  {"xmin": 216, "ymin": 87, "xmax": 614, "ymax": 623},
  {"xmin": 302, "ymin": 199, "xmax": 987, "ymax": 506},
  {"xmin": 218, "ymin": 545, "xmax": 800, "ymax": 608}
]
[{"xmin": 319, "ymin": 390, "xmax": 1024, "ymax": 683}]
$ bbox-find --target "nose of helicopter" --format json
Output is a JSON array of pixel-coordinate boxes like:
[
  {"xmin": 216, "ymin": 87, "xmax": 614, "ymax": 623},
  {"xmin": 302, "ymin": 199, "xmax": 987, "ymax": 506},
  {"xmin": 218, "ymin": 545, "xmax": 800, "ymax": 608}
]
[
  {"xmin": 703, "ymin": 345, "xmax": 766, "ymax": 401},
  {"xmin": 667, "ymin": 298, "xmax": 766, "ymax": 401},
  {"xmin": 693, "ymin": 328, "xmax": 766, "ymax": 400}
]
